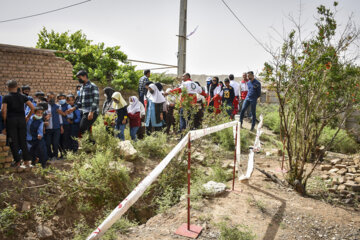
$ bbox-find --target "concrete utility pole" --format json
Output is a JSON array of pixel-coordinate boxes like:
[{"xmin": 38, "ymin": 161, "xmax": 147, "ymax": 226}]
[{"xmin": 177, "ymin": 0, "xmax": 187, "ymax": 78}]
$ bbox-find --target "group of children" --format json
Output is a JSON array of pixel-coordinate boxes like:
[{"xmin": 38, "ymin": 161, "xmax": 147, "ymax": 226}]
[
  {"xmin": 103, "ymin": 72, "xmax": 254, "ymax": 141},
  {"xmin": 1, "ymin": 71, "xmax": 258, "ymax": 168},
  {"xmin": 1, "ymin": 80, "xmax": 81, "ymax": 168}
]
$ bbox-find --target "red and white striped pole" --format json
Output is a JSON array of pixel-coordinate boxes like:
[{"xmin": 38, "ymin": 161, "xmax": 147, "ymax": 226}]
[
  {"xmin": 187, "ymin": 132, "xmax": 191, "ymax": 230},
  {"xmin": 175, "ymin": 132, "xmax": 202, "ymax": 238}
]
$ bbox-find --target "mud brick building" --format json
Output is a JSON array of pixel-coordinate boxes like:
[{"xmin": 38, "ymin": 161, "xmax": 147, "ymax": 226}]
[{"xmin": 0, "ymin": 44, "xmax": 77, "ymax": 96}]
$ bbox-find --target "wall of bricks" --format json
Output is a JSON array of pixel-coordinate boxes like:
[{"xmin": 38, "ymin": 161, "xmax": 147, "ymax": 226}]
[
  {"xmin": 0, "ymin": 134, "xmax": 12, "ymax": 169},
  {"xmin": 0, "ymin": 44, "xmax": 77, "ymax": 96}
]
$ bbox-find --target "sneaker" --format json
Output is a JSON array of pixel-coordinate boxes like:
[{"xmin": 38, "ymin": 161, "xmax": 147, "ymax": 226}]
[
  {"xmin": 24, "ymin": 161, "xmax": 33, "ymax": 168},
  {"xmin": 240, "ymin": 124, "xmax": 244, "ymax": 129}
]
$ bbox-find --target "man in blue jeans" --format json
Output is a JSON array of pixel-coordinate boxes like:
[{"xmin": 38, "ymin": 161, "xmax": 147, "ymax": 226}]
[{"xmin": 239, "ymin": 71, "xmax": 261, "ymax": 131}]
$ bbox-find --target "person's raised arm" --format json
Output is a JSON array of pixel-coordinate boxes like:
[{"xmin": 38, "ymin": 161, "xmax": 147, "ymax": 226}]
[
  {"xmin": 1, "ymin": 103, "xmax": 7, "ymax": 134},
  {"xmin": 25, "ymin": 101, "xmax": 35, "ymax": 122}
]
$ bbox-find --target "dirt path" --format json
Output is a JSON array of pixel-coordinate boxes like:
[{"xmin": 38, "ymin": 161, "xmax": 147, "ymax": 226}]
[{"xmin": 118, "ymin": 154, "xmax": 360, "ymax": 240}]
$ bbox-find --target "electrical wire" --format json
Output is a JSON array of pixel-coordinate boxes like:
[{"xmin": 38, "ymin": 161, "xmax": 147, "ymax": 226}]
[
  {"xmin": 0, "ymin": 0, "xmax": 91, "ymax": 24},
  {"xmin": 220, "ymin": 0, "xmax": 270, "ymax": 53}
]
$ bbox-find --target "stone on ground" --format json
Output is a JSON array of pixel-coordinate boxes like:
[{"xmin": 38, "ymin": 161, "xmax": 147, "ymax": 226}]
[
  {"xmin": 36, "ymin": 225, "xmax": 53, "ymax": 239},
  {"xmin": 118, "ymin": 140, "xmax": 137, "ymax": 160},
  {"xmin": 202, "ymin": 181, "xmax": 227, "ymax": 196}
]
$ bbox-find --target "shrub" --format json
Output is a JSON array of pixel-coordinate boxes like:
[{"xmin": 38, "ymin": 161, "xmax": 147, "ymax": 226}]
[
  {"xmin": 240, "ymin": 129, "xmax": 254, "ymax": 153},
  {"xmin": 319, "ymin": 127, "xmax": 359, "ymax": 154},
  {"xmin": 212, "ymin": 128, "xmax": 235, "ymax": 151},
  {"xmin": 263, "ymin": 111, "xmax": 281, "ymax": 134},
  {"xmin": 210, "ymin": 161, "xmax": 232, "ymax": 183},
  {"xmin": 0, "ymin": 205, "xmax": 19, "ymax": 237},
  {"xmin": 134, "ymin": 132, "xmax": 169, "ymax": 159},
  {"xmin": 150, "ymin": 72, "xmax": 175, "ymax": 85},
  {"xmin": 155, "ymin": 186, "xmax": 182, "ymax": 213},
  {"xmin": 151, "ymin": 156, "xmax": 187, "ymax": 212},
  {"xmin": 218, "ymin": 222, "xmax": 256, "ymax": 240}
]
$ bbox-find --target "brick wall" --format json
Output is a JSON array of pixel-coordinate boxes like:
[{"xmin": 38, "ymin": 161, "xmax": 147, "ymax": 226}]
[
  {"xmin": 0, "ymin": 44, "xmax": 77, "ymax": 96},
  {"xmin": 0, "ymin": 134, "xmax": 12, "ymax": 169}
]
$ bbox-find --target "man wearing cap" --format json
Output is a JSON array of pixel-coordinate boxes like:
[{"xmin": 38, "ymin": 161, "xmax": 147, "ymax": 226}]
[{"xmin": 67, "ymin": 70, "xmax": 99, "ymax": 136}]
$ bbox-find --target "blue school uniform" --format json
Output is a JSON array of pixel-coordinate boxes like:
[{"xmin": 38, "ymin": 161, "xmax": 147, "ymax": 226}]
[
  {"xmin": 26, "ymin": 116, "xmax": 48, "ymax": 167},
  {"xmin": 45, "ymin": 103, "xmax": 63, "ymax": 159},
  {"xmin": 60, "ymin": 103, "xmax": 73, "ymax": 152},
  {"xmin": 70, "ymin": 107, "xmax": 81, "ymax": 152}
]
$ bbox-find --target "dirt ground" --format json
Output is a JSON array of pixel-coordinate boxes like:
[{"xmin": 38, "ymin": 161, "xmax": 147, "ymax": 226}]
[
  {"xmin": 1, "ymin": 120, "xmax": 359, "ymax": 240},
  {"xmin": 118, "ymin": 154, "xmax": 360, "ymax": 240}
]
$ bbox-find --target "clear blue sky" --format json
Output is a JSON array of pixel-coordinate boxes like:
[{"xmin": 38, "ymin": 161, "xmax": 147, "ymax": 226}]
[{"xmin": 0, "ymin": 0, "xmax": 359, "ymax": 76}]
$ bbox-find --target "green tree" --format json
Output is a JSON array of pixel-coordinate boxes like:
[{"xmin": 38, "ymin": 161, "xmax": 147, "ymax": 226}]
[
  {"xmin": 36, "ymin": 27, "xmax": 142, "ymax": 89},
  {"xmin": 262, "ymin": 2, "xmax": 360, "ymax": 194}
]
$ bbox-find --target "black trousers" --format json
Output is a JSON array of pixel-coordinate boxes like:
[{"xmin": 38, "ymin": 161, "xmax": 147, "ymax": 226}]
[
  {"xmin": 6, "ymin": 117, "xmax": 32, "ymax": 162},
  {"xmin": 29, "ymin": 139, "xmax": 48, "ymax": 168},
  {"xmin": 60, "ymin": 124, "xmax": 71, "ymax": 153},
  {"xmin": 79, "ymin": 112, "xmax": 98, "ymax": 135}
]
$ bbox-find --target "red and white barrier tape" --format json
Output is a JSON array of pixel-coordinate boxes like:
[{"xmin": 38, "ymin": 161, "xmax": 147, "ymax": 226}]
[
  {"xmin": 239, "ymin": 114, "xmax": 263, "ymax": 180},
  {"xmin": 87, "ymin": 120, "xmax": 239, "ymax": 240}
]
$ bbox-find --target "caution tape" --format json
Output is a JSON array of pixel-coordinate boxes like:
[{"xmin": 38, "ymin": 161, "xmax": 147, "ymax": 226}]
[{"xmin": 239, "ymin": 114, "xmax": 263, "ymax": 180}]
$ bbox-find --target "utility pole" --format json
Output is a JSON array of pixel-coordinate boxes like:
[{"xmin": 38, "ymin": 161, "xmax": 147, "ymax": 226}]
[{"xmin": 177, "ymin": 0, "xmax": 187, "ymax": 78}]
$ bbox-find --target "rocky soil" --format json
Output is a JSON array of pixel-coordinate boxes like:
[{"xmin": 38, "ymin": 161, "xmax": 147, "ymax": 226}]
[{"xmin": 118, "ymin": 154, "xmax": 360, "ymax": 240}]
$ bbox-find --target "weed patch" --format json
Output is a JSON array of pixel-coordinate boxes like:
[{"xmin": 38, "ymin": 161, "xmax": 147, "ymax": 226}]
[{"xmin": 218, "ymin": 222, "xmax": 256, "ymax": 240}]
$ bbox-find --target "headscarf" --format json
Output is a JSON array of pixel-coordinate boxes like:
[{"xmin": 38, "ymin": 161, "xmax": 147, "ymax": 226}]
[
  {"xmin": 219, "ymin": 81, "xmax": 224, "ymax": 90},
  {"xmin": 210, "ymin": 78, "xmax": 219, "ymax": 98},
  {"xmin": 145, "ymin": 81, "xmax": 154, "ymax": 100},
  {"xmin": 127, "ymin": 96, "xmax": 141, "ymax": 114},
  {"xmin": 102, "ymin": 87, "xmax": 115, "ymax": 114},
  {"xmin": 148, "ymin": 84, "xmax": 166, "ymax": 103},
  {"xmin": 111, "ymin": 92, "xmax": 127, "ymax": 109},
  {"xmin": 104, "ymin": 87, "xmax": 115, "ymax": 101}
]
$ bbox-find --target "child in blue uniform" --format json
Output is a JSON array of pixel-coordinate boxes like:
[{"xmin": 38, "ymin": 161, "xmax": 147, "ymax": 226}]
[
  {"xmin": 26, "ymin": 107, "xmax": 48, "ymax": 168},
  {"xmin": 67, "ymin": 94, "xmax": 81, "ymax": 152},
  {"xmin": 58, "ymin": 93, "xmax": 73, "ymax": 156}
]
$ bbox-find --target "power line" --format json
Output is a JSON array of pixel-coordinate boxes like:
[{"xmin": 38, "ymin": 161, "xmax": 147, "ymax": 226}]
[
  {"xmin": 0, "ymin": 0, "xmax": 91, "ymax": 24},
  {"xmin": 220, "ymin": 0, "xmax": 269, "ymax": 53}
]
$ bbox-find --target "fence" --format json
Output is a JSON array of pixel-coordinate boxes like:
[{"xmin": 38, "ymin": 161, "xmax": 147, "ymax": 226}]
[{"xmin": 87, "ymin": 114, "xmax": 263, "ymax": 239}]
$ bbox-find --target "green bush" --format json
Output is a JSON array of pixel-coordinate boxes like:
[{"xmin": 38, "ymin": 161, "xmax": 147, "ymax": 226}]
[
  {"xmin": 257, "ymin": 104, "xmax": 281, "ymax": 133},
  {"xmin": 155, "ymin": 186, "xmax": 182, "ymax": 213},
  {"xmin": 240, "ymin": 129, "xmax": 254, "ymax": 153},
  {"xmin": 263, "ymin": 111, "xmax": 280, "ymax": 134},
  {"xmin": 210, "ymin": 161, "xmax": 232, "ymax": 183},
  {"xmin": 319, "ymin": 127, "xmax": 359, "ymax": 154},
  {"xmin": 212, "ymin": 128, "xmax": 235, "ymax": 151},
  {"xmin": 218, "ymin": 222, "xmax": 256, "ymax": 240},
  {"xmin": 0, "ymin": 205, "xmax": 19, "ymax": 236},
  {"xmin": 134, "ymin": 132, "xmax": 169, "ymax": 159},
  {"xmin": 150, "ymin": 72, "xmax": 175, "ymax": 85}
]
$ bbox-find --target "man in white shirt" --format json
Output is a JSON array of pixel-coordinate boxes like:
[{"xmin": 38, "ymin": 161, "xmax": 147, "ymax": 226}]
[{"xmin": 168, "ymin": 73, "xmax": 206, "ymax": 131}]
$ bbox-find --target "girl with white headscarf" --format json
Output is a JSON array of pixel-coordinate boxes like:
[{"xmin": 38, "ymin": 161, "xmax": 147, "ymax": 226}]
[
  {"xmin": 127, "ymin": 96, "xmax": 145, "ymax": 141},
  {"xmin": 145, "ymin": 84, "xmax": 166, "ymax": 134},
  {"xmin": 112, "ymin": 92, "xmax": 128, "ymax": 141}
]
